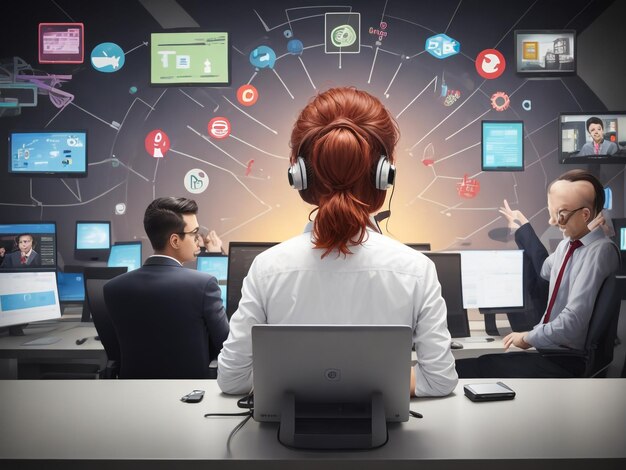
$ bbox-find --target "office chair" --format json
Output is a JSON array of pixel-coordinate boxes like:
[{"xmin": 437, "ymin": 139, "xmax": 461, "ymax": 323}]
[
  {"xmin": 543, "ymin": 274, "xmax": 621, "ymax": 378},
  {"xmin": 84, "ymin": 267, "xmax": 127, "ymax": 379}
]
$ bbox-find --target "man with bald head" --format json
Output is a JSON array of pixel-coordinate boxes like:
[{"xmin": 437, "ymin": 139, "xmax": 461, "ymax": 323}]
[{"xmin": 456, "ymin": 169, "xmax": 619, "ymax": 378}]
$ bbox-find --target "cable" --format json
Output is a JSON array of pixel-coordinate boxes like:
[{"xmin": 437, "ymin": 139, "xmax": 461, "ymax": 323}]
[{"xmin": 409, "ymin": 410, "xmax": 423, "ymax": 419}]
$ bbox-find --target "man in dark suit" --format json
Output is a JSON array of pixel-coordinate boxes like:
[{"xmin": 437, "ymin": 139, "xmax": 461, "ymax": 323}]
[
  {"xmin": 104, "ymin": 197, "xmax": 229, "ymax": 379},
  {"xmin": 1, "ymin": 234, "xmax": 41, "ymax": 267}
]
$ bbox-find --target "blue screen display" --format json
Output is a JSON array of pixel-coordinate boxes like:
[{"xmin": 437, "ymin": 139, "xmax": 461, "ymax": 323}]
[
  {"xmin": 108, "ymin": 243, "xmax": 142, "ymax": 271},
  {"xmin": 56, "ymin": 271, "xmax": 85, "ymax": 302},
  {"xmin": 482, "ymin": 121, "xmax": 524, "ymax": 170},
  {"xmin": 76, "ymin": 222, "xmax": 110, "ymax": 250},
  {"xmin": 10, "ymin": 131, "xmax": 87, "ymax": 174},
  {"xmin": 621, "ymin": 227, "xmax": 626, "ymax": 251},
  {"xmin": 197, "ymin": 255, "xmax": 227, "ymax": 309}
]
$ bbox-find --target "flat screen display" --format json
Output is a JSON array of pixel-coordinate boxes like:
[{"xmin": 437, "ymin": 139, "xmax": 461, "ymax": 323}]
[
  {"xmin": 75, "ymin": 221, "xmax": 111, "ymax": 262},
  {"xmin": 107, "ymin": 242, "xmax": 142, "ymax": 272},
  {"xmin": 0, "ymin": 223, "xmax": 57, "ymax": 269},
  {"xmin": 514, "ymin": 30, "xmax": 576, "ymax": 77},
  {"xmin": 621, "ymin": 227, "xmax": 626, "ymax": 251},
  {"xmin": 559, "ymin": 112, "xmax": 626, "ymax": 164},
  {"xmin": 9, "ymin": 131, "xmax": 87, "ymax": 176},
  {"xmin": 0, "ymin": 270, "xmax": 61, "ymax": 328},
  {"xmin": 460, "ymin": 250, "xmax": 524, "ymax": 309},
  {"xmin": 150, "ymin": 32, "xmax": 230, "ymax": 86},
  {"xmin": 197, "ymin": 254, "xmax": 228, "ymax": 310},
  {"xmin": 57, "ymin": 271, "xmax": 85, "ymax": 303},
  {"xmin": 481, "ymin": 121, "xmax": 524, "ymax": 171},
  {"xmin": 38, "ymin": 23, "xmax": 84, "ymax": 63}
]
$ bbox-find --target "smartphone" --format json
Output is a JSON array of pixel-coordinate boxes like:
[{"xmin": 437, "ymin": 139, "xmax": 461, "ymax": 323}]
[
  {"xmin": 181, "ymin": 389, "xmax": 205, "ymax": 403},
  {"xmin": 463, "ymin": 382, "xmax": 515, "ymax": 402}
]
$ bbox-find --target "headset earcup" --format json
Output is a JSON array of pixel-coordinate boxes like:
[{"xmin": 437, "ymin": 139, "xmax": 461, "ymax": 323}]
[
  {"xmin": 287, "ymin": 156, "xmax": 308, "ymax": 190},
  {"xmin": 375, "ymin": 156, "xmax": 395, "ymax": 190}
]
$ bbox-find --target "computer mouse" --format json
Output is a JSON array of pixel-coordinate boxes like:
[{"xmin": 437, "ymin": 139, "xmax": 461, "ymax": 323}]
[{"xmin": 450, "ymin": 341, "xmax": 464, "ymax": 350}]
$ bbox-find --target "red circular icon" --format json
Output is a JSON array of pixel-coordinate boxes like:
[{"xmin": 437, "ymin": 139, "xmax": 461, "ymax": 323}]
[
  {"xmin": 236, "ymin": 84, "xmax": 259, "ymax": 106},
  {"xmin": 144, "ymin": 129, "xmax": 170, "ymax": 158},
  {"xmin": 475, "ymin": 49, "xmax": 506, "ymax": 79},
  {"xmin": 208, "ymin": 117, "xmax": 231, "ymax": 139}
]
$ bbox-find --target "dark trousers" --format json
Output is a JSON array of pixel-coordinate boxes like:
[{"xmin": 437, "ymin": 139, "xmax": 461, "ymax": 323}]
[{"xmin": 455, "ymin": 352, "xmax": 585, "ymax": 378}]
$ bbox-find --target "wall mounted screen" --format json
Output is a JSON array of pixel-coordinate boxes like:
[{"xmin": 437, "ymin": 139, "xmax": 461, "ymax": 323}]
[
  {"xmin": 9, "ymin": 131, "xmax": 87, "ymax": 176},
  {"xmin": 75, "ymin": 221, "xmax": 111, "ymax": 261},
  {"xmin": 460, "ymin": 250, "xmax": 524, "ymax": 309},
  {"xmin": 197, "ymin": 254, "xmax": 228, "ymax": 310},
  {"xmin": 107, "ymin": 241, "xmax": 142, "ymax": 272},
  {"xmin": 481, "ymin": 121, "xmax": 524, "ymax": 171},
  {"xmin": 150, "ymin": 31, "xmax": 230, "ymax": 86},
  {"xmin": 514, "ymin": 30, "xmax": 576, "ymax": 77},
  {"xmin": 559, "ymin": 112, "xmax": 626, "ymax": 164},
  {"xmin": 0, "ymin": 222, "xmax": 57, "ymax": 269},
  {"xmin": 0, "ymin": 270, "xmax": 61, "ymax": 329}
]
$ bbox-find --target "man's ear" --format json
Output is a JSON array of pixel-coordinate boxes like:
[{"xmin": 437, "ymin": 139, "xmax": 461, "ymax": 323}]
[
  {"xmin": 583, "ymin": 207, "xmax": 593, "ymax": 223},
  {"xmin": 169, "ymin": 233, "xmax": 181, "ymax": 250}
]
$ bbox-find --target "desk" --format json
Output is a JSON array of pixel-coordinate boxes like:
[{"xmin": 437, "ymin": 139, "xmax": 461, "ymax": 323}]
[
  {"xmin": 0, "ymin": 379, "xmax": 624, "ymax": 469},
  {"xmin": 0, "ymin": 322, "xmax": 105, "ymax": 379}
]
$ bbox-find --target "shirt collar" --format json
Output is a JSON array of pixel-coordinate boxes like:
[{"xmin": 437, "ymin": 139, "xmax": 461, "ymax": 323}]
[
  {"xmin": 149, "ymin": 254, "xmax": 183, "ymax": 266},
  {"xmin": 571, "ymin": 226, "xmax": 606, "ymax": 247}
]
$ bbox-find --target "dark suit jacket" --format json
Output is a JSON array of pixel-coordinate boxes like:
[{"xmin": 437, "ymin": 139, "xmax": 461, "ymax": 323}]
[
  {"xmin": 103, "ymin": 256, "xmax": 229, "ymax": 379},
  {"xmin": 1, "ymin": 250, "xmax": 41, "ymax": 267}
]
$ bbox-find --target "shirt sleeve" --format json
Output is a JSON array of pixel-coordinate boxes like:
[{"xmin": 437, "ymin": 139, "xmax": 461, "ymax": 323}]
[
  {"xmin": 412, "ymin": 260, "xmax": 458, "ymax": 397},
  {"xmin": 202, "ymin": 276, "xmax": 230, "ymax": 361},
  {"xmin": 526, "ymin": 242, "xmax": 619, "ymax": 349},
  {"xmin": 217, "ymin": 261, "xmax": 266, "ymax": 394},
  {"xmin": 515, "ymin": 223, "xmax": 549, "ymax": 279}
]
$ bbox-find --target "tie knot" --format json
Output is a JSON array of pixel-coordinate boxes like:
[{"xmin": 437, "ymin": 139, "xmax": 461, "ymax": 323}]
[{"xmin": 569, "ymin": 239, "xmax": 583, "ymax": 250}]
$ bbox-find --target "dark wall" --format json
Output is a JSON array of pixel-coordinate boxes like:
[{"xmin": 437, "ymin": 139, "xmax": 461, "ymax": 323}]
[{"xmin": 0, "ymin": 0, "xmax": 623, "ymax": 265}]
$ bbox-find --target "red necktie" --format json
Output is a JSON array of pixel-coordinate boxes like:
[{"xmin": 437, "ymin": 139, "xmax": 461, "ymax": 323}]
[
  {"xmin": 20, "ymin": 255, "xmax": 27, "ymax": 264},
  {"xmin": 543, "ymin": 239, "xmax": 583, "ymax": 323},
  {"xmin": 594, "ymin": 142, "xmax": 599, "ymax": 155}
]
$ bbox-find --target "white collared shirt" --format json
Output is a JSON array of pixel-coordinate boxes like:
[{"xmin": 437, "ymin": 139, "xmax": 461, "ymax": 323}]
[
  {"xmin": 148, "ymin": 254, "xmax": 183, "ymax": 266},
  {"xmin": 218, "ymin": 223, "xmax": 458, "ymax": 396}
]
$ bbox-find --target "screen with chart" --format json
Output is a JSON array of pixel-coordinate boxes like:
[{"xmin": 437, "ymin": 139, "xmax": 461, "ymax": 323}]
[
  {"xmin": 481, "ymin": 121, "xmax": 524, "ymax": 171},
  {"xmin": 9, "ymin": 131, "xmax": 87, "ymax": 176}
]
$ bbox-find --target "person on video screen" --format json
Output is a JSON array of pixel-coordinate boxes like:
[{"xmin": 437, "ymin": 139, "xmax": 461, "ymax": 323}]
[
  {"xmin": 578, "ymin": 117, "xmax": 619, "ymax": 156},
  {"xmin": 1, "ymin": 233, "xmax": 41, "ymax": 267}
]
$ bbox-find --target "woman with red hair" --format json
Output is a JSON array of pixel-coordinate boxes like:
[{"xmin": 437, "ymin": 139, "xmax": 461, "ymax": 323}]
[{"xmin": 218, "ymin": 87, "xmax": 457, "ymax": 397}]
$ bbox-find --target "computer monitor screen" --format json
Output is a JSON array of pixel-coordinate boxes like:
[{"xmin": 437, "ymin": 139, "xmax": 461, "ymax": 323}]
[
  {"xmin": 38, "ymin": 23, "xmax": 85, "ymax": 63},
  {"xmin": 107, "ymin": 241, "xmax": 142, "ymax": 272},
  {"xmin": 75, "ymin": 221, "xmax": 111, "ymax": 261},
  {"xmin": 559, "ymin": 112, "xmax": 626, "ymax": 164},
  {"xmin": 0, "ymin": 222, "xmax": 57, "ymax": 269},
  {"xmin": 9, "ymin": 131, "xmax": 87, "ymax": 176},
  {"xmin": 423, "ymin": 252, "xmax": 470, "ymax": 338},
  {"xmin": 460, "ymin": 250, "xmax": 524, "ymax": 309},
  {"xmin": 406, "ymin": 243, "xmax": 431, "ymax": 251},
  {"xmin": 0, "ymin": 270, "xmax": 61, "ymax": 329},
  {"xmin": 150, "ymin": 31, "xmax": 230, "ymax": 86},
  {"xmin": 226, "ymin": 242, "xmax": 277, "ymax": 318},
  {"xmin": 514, "ymin": 30, "xmax": 576, "ymax": 77},
  {"xmin": 56, "ymin": 271, "xmax": 85, "ymax": 303},
  {"xmin": 481, "ymin": 121, "xmax": 524, "ymax": 171},
  {"xmin": 197, "ymin": 254, "xmax": 228, "ymax": 310}
]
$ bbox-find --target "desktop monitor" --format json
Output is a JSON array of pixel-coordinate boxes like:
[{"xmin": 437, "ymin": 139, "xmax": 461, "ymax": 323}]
[
  {"xmin": 423, "ymin": 253, "xmax": 470, "ymax": 338},
  {"xmin": 481, "ymin": 121, "xmax": 524, "ymax": 171},
  {"xmin": 460, "ymin": 250, "xmax": 524, "ymax": 310},
  {"xmin": 514, "ymin": 30, "xmax": 576, "ymax": 77},
  {"xmin": 81, "ymin": 266, "xmax": 127, "ymax": 322},
  {"xmin": 559, "ymin": 112, "xmax": 626, "ymax": 164},
  {"xmin": 150, "ymin": 31, "xmax": 231, "ymax": 86},
  {"xmin": 196, "ymin": 253, "xmax": 228, "ymax": 310},
  {"xmin": 107, "ymin": 241, "xmax": 142, "ymax": 272},
  {"xmin": 252, "ymin": 324, "xmax": 412, "ymax": 449},
  {"xmin": 8, "ymin": 130, "xmax": 87, "ymax": 176},
  {"xmin": 406, "ymin": 243, "xmax": 431, "ymax": 251},
  {"xmin": 226, "ymin": 242, "xmax": 277, "ymax": 318},
  {"xmin": 56, "ymin": 269, "xmax": 85, "ymax": 304},
  {"xmin": 75, "ymin": 221, "xmax": 111, "ymax": 262},
  {"xmin": 612, "ymin": 218, "xmax": 626, "ymax": 275},
  {"xmin": 0, "ymin": 270, "xmax": 61, "ymax": 334},
  {"xmin": 38, "ymin": 23, "xmax": 85, "ymax": 64},
  {"xmin": 0, "ymin": 222, "xmax": 57, "ymax": 269}
]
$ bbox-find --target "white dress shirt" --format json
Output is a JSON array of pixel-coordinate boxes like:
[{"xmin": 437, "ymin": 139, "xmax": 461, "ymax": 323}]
[
  {"xmin": 218, "ymin": 222, "xmax": 458, "ymax": 396},
  {"xmin": 526, "ymin": 227, "xmax": 620, "ymax": 350}
]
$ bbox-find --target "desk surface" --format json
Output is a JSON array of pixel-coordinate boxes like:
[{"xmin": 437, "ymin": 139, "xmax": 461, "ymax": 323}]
[{"xmin": 0, "ymin": 379, "xmax": 624, "ymax": 469}]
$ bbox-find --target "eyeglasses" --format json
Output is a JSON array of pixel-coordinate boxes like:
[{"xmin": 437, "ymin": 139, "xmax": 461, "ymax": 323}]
[
  {"xmin": 176, "ymin": 227, "xmax": 201, "ymax": 241},
  {"xmin": 556, "ymin": 207, "xmax": 586, "ymax": 225}
]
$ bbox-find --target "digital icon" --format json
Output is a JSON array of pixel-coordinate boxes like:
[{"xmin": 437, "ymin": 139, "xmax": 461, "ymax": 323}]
[
  {"xmin": 287, "ymin": 39, "xmax": 304, "ymax": 56},
  {"xmin": 457, "ymin": 174, "xmax": 480, "ymax": 199},
  {"xmin": 283, "ymin": 29, "xmax": 293, "ymax": 39},
  {"xmin": 144, "ymin": 129, "xmax": 170, "ymax": 158},
  {"xmin": 422, "ymin": 143, "xmax": 435, "ymax": 166},
  {"xmin": 475, "ymin": 49, "xmax": 505, "ymax": 79},
  {"xmin": 245, "ymin": 159, "xmax": 255, "ymax": 176},
  {"xmin": 490, "ymin": 91, "xmax": 510, "ymax": 111},
  {"xmin": 522, "ymin": 99, "xmax": 532, "ymax": 111},
  {"xmin": 184, "ymin": 169, "xmax": 209, "ymax": 194},
  {"xmin": 208, "ymin": 117, "xmax": 231, "ymax": 139},
  {"xmin": 115, "ymin": 203, "xmax": 126, "ymax": 215},
  {"xmin": 249, "ymin": 45, "xmax": 276, "ymax": 69},
  {"xmin": 369, "ymin": 22, "xmax": 388, "ymax": 44},
  {"xmin": 90, "ymin": 42, "xmax": 125, "ymax": 73},
  {"xmin": 325, "ymin": 12, "xmax": 360, "ymax": 54},
  {"xmin": 236, "ymin": 85, "xmax": 258, "ymax": 106},
  {"xmin": 425, "ymin": 33, "xmax": 460, "ymax": 59}
]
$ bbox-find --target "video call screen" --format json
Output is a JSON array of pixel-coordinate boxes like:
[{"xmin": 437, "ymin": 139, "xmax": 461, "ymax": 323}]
[
  {"xmin": 0, "ymin": 223, "xmax": 57, "ymax": 269},
  {"xmin": 9, "ymin": 131, "xmax": 87, "ymax": 175},
  {"xmin": 559, "ymin": 112, "xmax": 626, "ymax": 163}
]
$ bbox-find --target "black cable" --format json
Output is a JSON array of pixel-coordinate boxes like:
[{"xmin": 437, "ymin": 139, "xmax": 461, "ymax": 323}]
[{"xmin": 409, "ymin": 410, "xmax": 423, "ymax": 419}]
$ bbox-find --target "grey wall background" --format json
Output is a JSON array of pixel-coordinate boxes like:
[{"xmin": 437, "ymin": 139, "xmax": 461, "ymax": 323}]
[{"xmin": 0, "ymin": 0, "xmax": 624, "ymax": 266}]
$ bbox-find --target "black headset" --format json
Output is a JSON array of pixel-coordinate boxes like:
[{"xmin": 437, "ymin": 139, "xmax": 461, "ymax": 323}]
[{"xmin": 288, "ymin": 154, "xmax": 395, "ymax": 191}]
